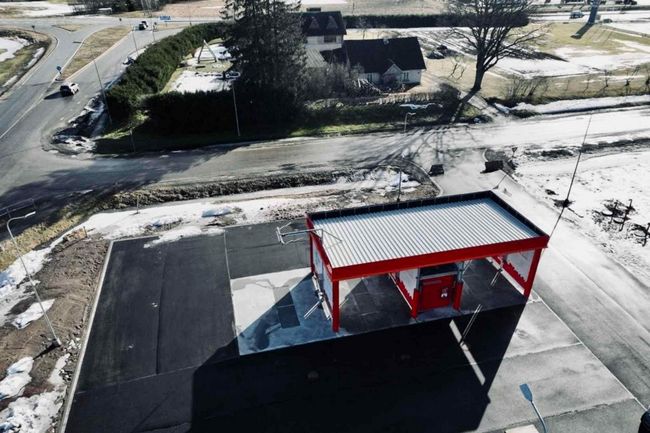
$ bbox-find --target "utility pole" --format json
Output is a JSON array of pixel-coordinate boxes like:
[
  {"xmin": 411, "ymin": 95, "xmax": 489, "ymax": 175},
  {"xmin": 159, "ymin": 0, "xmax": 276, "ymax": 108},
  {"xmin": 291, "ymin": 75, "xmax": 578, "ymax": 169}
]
[
  {"xmin": 231, "ymin": 81, "xmax": 241, "ymax": 137},
  {"xmin": 131, "ymin": 28, "xmax": 140, "ymax": 55},
  {"xmin": 7, "ymin": 213, "xmax": 61, "ymax": 348},
  {"xmin": 404, "ymin": 112, "xmax": 415, "ymax": 133},
  {"xmin": 93, "ymin": 59, "xmax": 112, "ymax": 125}
]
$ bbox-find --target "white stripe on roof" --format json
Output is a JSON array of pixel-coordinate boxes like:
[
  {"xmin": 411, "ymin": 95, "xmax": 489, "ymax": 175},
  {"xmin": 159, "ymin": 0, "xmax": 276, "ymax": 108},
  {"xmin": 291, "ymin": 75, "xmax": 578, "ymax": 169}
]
[{"xmin": 312, "ymin": 198, "xmax": 539, "ymax": 268}]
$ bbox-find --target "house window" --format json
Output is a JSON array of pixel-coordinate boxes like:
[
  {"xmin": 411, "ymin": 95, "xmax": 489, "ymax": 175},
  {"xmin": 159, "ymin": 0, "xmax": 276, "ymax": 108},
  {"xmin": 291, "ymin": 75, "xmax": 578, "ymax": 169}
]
[
  {"xmin": 324, "ymin": 35, "xmax": 337, "ymax": 43},
  {"xmin": 402, "ymin": 72, "xmax": 410, "ymax": 81}
]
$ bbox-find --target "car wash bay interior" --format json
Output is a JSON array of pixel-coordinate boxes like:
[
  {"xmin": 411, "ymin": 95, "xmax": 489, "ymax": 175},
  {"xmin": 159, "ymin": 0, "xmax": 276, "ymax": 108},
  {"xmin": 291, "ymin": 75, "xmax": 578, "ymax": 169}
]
[{"xmin": 306, "ymin": 191, "xmax": 550, "ymax": 332}]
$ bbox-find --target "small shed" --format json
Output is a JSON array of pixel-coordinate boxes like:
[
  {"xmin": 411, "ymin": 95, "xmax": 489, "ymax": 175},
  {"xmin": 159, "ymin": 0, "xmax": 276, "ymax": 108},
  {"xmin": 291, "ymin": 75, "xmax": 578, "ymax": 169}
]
[{"xmin": 306, "ymin": 191, "xmax": 549, "ymax": 332}]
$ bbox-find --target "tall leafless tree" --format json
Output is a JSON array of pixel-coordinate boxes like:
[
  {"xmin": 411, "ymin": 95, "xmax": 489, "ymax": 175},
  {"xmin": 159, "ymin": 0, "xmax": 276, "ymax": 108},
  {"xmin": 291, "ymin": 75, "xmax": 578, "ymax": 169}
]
[{"xmin": 449, "ymin": 0, "xmax": 544, "ymax": 92}]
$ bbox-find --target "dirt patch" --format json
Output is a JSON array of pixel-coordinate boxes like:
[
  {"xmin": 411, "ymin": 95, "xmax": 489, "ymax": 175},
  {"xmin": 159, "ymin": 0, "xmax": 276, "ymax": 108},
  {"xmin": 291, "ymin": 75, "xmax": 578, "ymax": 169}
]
[
  {"xmin": 108, "ymin": 170, "xmax": 355, "ymax": 207},
  {"xmin": 0, "ymin": 238, "xmax": 108, "ymax": 412}
]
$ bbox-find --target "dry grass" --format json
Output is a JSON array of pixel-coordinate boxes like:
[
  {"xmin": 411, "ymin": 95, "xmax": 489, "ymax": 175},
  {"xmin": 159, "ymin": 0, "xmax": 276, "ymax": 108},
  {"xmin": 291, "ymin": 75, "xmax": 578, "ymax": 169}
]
[
  {"xmin": 62, "ymin": 26, "xmax": 130, "ymax": 79},
  {"xmin": 532, "ymin": 22, "xmax": 650, "ymax": 54}
]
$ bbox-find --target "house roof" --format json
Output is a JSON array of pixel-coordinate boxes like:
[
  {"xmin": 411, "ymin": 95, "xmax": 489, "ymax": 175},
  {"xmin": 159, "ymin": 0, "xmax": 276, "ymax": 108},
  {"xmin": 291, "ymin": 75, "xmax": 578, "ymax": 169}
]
[
  {"xmin": 344, "ymin": 37, "xmax": 426, "ymax": 74},
  {"xmin": 308, "ymin": 190, "xmax": 549, "ymax": 271},
  {"xmin": 305, "ymin": 48, "xmax": 327, "ymax": 68},
  {"xmin": 301, "ymin": 11, "xmax": 346, "ymax": 37}
]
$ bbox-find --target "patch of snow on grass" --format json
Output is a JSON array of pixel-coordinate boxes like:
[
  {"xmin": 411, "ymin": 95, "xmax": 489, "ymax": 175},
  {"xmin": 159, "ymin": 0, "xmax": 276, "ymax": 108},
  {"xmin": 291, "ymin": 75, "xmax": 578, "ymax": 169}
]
[
  {"xmin": 0, "ymin": 354, "xmax": 69, "ymax": 433},
  {"xmin": 0, "ymin": 357, "xmax": 33, "ymax": 401},
  {"xmin": 171, "ymin": 71, "xmax": 227, "ymax": 93},
  {"xmin": 3, "ymin": 1, "xmax": 74, "ymax": 16},
  {"xmin": 11, "ymin": 299, "xmax": 55, "ymax": 329},
  {"xmin": 515, "ymin": 94, "xmax": 650, "ymax": 114},
  {"xmin": 47, "ymin": 354, "xmax": 69, "ymax": 387},
  {"xmin": 0, "ymin": 38, "xmax": 30, "ymax": 63},
  {"xmin": 1, "ymin": 249, "xmax": 52, "ymax": 326}
]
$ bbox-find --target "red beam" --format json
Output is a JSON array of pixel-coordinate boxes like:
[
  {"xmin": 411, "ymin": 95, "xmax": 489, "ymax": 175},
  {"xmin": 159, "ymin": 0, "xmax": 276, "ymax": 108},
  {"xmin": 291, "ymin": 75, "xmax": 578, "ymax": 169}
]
[
  {"xmin": 331, "ymin": 236, "xmax": 549, "ymax": 281},
  {"xmin": 524, "ymin": 248, "xmax": 543, "ymax": 298}
]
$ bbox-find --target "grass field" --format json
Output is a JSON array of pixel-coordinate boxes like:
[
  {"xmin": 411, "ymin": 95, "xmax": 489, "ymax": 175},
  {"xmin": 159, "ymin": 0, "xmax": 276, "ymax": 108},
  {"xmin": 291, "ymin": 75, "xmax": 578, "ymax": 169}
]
[
  {"xmin": 62, "ymin": 26, "xmax": 130, "ymax": 78},
  {"xmin": 532, "ymin": 22, "xmax": 650, "ymax": 54}
]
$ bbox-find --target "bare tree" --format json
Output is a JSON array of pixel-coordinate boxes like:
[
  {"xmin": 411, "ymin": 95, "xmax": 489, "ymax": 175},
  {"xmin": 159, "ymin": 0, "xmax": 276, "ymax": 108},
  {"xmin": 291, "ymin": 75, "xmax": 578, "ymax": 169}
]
[{"xmin": 449, "ymin": 0, "xmax": 545, "ymax": 92}]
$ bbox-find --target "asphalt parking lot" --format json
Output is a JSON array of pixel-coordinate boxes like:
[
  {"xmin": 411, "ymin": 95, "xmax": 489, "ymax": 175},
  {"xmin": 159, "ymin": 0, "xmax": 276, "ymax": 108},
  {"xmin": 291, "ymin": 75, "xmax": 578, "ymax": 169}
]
[{"xmin": 65, "ymin": 221, "xmax": 643, "ymax": 433}]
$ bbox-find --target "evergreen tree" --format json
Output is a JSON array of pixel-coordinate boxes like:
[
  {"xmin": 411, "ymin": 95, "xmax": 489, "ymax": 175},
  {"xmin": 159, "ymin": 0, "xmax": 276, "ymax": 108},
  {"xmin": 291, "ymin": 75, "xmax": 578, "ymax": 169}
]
[{"xmin": 223, "ymin": 0, "xmax": 306, "ymax": 124}]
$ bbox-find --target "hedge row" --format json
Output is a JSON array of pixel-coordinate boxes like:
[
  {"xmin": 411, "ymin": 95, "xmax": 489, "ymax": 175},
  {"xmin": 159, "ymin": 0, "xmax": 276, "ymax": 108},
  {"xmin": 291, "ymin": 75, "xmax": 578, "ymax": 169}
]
[
  {"xmin": 343, "ymin": 13, "xmax": 529, "ymax": 28},
  {"xmin": 106, "ymin": 23, "xmax": 225, "ymax": 120}
]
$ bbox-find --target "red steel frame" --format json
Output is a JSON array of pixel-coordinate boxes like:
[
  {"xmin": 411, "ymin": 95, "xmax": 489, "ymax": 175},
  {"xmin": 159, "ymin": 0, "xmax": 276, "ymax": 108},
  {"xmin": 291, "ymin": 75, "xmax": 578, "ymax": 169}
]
[{"xmin": 306, "ymin": 207, "xmax": 549, "ymax": 332}]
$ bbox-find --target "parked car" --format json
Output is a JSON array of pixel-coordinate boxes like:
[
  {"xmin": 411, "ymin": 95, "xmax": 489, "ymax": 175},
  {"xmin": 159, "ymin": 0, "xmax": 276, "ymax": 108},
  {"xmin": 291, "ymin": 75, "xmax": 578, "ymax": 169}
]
[
  {"xmin": 225, "ymin": 71, "xmax": 241, "ymax": 80},
  {"xmin": 570, "ymin": 10, "xmax": 584, "ymax": 18},
  {"xmin": 60, "ymin": 82, "xmax": 79, "ymax": 96},
  {"xmin": 138, "ymin": 21, "xmax": 148, "ymax": 30},
  {"xmin": 640, "ymin": 408, "xmax": 650, "ymax": 433},
  {"xmin": 624, "ymin": 0, "xmax": 638, "ymax": 4}
]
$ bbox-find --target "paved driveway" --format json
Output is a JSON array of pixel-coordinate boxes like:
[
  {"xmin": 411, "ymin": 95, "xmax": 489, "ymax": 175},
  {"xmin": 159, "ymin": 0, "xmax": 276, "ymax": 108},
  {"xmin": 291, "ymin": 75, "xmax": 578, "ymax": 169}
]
[{"xmin": 65, "ymin": 221, "xmax": 643, "ymax": 433}]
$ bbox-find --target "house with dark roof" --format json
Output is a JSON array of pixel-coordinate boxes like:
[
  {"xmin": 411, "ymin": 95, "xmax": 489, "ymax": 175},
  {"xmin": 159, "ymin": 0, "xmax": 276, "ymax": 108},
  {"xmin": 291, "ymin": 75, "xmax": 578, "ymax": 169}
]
[
  {"xmin": 301, "ymin": 10, "xmax": 346, "ymax": 52},
  {"xmin": 343, "ymin": 37, "xmax": 426, "ymax": 85}
]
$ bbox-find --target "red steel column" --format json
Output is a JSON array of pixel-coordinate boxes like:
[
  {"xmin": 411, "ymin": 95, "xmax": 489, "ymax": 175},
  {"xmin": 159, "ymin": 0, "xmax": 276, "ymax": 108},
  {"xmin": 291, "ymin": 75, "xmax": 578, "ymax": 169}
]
[
  {"xmin": 453, "ymin": 280, "xmax": 464, "ymax": 310},
  {"xmin": 524, "ymin": 248, "xmax": 543, "ymax": 298},
  {"xmin": 332, "ymin": 280, "xmax": 340, "ymax": 332},
  {"xmin": 309, "ymin": 235, "xmax": 315, "ymax": 274},
  {"xmin": 411, "ymin": 288, "xmax": 420, "ymax": 318}
]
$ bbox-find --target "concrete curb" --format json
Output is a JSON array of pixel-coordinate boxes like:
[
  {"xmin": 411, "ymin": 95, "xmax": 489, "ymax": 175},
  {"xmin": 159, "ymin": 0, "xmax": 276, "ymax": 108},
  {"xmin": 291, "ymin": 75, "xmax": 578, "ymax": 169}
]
[{"xmin": 57, "ymin": 240, "xmax": 114, "ymax": 433}]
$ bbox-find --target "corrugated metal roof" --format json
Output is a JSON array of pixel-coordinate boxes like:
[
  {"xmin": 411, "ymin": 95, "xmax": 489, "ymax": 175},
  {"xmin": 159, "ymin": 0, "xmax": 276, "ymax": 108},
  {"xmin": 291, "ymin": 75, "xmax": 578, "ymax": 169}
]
[{"xmin": 311, "ymin": 197, "xmax": 540, "ymax": 269}]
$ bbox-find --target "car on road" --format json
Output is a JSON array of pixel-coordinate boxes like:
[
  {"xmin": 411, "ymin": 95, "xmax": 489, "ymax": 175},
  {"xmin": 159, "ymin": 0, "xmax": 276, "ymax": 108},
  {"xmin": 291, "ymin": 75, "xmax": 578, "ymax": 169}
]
[
  {"xmin": 569, "ymin": 10, "xmax": 584, "ymax": 18},
  {"xmin": 138, "ymin": 21, "xmax": 148, "ymax": 30},
  {"xmin": 225, "ymin": 71, "xmax": 241, "ymax": 80},
  {"xmin": 60, "ymin": 82, "xmax": 80, "ymax": 96}
]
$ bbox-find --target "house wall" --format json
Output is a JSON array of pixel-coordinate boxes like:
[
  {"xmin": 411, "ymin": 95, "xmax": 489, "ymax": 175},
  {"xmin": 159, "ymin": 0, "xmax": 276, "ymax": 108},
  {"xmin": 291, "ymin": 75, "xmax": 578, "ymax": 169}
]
[
  {"xmin": 362, "ymin": 69, "xmax": 423, "ymax": 85},
  {"xmin": 383, "ymin": 69, "xmax": 422, "ymax": 85},
  {"xmin": 306, "ymin": 35, "xmax": 343, "ymax": 51}
]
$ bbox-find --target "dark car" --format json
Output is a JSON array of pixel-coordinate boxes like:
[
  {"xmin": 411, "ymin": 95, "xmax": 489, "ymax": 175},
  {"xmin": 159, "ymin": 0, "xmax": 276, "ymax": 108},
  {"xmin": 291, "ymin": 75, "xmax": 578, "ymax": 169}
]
[{"xmin": 640, "ymin": 408, "xmax": 650, "ymax": 433}]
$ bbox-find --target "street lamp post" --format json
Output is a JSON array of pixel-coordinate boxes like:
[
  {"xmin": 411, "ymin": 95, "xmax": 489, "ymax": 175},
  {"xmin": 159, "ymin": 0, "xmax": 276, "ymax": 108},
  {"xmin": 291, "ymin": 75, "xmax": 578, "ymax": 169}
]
[
  {"xmin": 93, "ymin": 58, "xmax": 113, "ymax": 125},
  {"xmin": 231, "ymin": 81, "xmax": 241, "ymax": 137},
  {"xmin": 131, "ymin": 27, "xmax": 140, "ymax": 55},
  {"xmin": 6, "ymin": 212, "xmax": 62, "ymax": 348},
  {"xmin": 519, "ymin": 384, "xmax": 548, "ymax": 433},
  {"xmin": 404, "ymin": 112, "xmax": 416, "ymax": 133}
]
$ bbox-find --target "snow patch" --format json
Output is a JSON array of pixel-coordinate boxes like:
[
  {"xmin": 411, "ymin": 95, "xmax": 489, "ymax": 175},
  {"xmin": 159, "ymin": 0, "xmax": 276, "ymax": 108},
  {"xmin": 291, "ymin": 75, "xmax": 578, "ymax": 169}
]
[
  {"xmin": 144, "ymin": 226, "xmax": 223, "ymax": 248},
  {"xmin": 1, "ymin": 249, "xmax": 52, "ymax": 326},
  {"xmin": 12, "ymin": 299, "xmax": 55, "ymax": 329},
  {"xmin": 0, "ymin": 357, "xmax": 33, "ymax": 401},
  {"xmin": 0, "ymin": 1, "xmax": 74, "ymax": 16},
  {"xmin": 0, "ymin": 37, "xmax": 30, "ymax": 63},
  {"xmin": 170, "ymin": 70, "xmax": 227, "ymax": 93},
  {"xmin": 0, "ymin": 353, "xmax": 69, "ymax": 433},
  {"xmin": 515, "ymin": 94, "xmax": 650, "ymax": 115}
]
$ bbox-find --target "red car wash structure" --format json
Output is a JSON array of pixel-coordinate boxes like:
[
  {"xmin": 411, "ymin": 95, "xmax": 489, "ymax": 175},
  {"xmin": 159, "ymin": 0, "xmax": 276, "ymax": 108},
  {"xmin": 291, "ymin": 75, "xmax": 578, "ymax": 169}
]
[{"xmin": 306, "ymin": 191, "xmax": 550, "ymax": 332}]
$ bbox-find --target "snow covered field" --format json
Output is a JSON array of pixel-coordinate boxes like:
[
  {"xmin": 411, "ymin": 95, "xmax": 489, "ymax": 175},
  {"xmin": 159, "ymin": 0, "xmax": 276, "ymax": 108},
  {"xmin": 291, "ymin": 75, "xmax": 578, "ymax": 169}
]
[
  {"xmin": 0, "ymin": 1, "xmax": 73, "ymax": 17},
  {"xmin": 516, "ymin": 149, "xmax": 650, "ymax": 283}
]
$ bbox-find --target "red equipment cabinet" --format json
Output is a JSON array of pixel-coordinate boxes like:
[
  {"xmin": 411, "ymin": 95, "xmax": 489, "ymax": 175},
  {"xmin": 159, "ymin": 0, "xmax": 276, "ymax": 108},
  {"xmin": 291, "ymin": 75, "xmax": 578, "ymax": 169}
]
[{"xmin": 418, "ymin": 263, "xmax": 459, "ymax": 311}]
